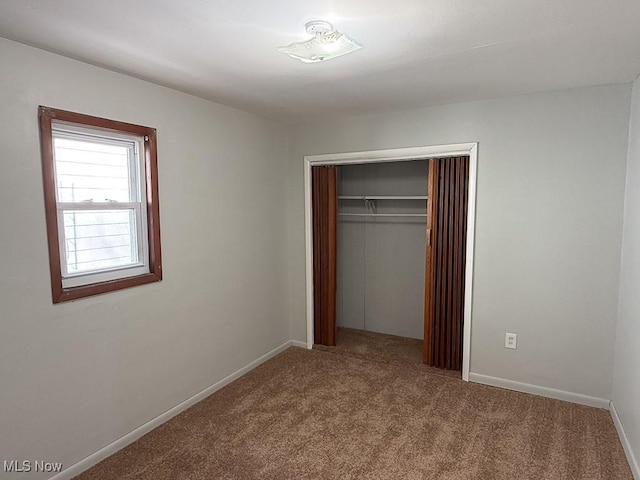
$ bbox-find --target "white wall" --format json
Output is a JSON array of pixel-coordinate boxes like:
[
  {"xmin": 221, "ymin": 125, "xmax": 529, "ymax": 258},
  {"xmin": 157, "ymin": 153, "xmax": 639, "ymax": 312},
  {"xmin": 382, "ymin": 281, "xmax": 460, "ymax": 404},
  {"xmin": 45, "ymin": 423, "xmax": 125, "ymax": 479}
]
[
  {"xmin": 287, "ymin": 84, "xmax": 631, "ymax": 400},
  {"xmin": 613, "ymin": 77, "xmax": 640, "ymax": 476},
  {"xmin": 0, "ymin": 38, "xmax": 289, "ymax": 477},
  {"xmin": 338, "ymin": 161, "xmax": 428, "ymax": 339}
]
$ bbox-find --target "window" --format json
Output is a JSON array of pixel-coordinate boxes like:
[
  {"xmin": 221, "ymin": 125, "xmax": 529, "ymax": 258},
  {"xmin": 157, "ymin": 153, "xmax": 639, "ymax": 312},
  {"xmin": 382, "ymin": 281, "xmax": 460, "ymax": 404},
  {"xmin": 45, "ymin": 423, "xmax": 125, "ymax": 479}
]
[{"xmin": 39, "ymin": 107, "xmax": 162, "ymax": 303}]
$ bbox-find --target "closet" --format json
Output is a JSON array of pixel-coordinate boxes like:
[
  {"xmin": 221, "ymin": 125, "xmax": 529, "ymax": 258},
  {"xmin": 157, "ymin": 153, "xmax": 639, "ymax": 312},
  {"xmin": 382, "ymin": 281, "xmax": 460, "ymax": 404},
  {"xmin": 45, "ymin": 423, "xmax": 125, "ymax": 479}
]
[
  {"xmin": 337, "ymin": 161, "xmax": 428, "ymax": 340},
  {"xmin": 312, "ymin": 156, "xmax": 470, "ymax": 371}
]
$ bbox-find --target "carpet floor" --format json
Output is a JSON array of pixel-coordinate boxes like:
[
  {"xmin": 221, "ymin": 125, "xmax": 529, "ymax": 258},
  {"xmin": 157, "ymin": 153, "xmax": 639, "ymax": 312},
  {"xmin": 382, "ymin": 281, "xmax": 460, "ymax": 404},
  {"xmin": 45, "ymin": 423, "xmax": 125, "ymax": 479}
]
[
  {"xmin": 75, "ymin": 347, "xmax": 632, "ymax": 479},
  {"xmin": 314, "ymin": 327, "xmax": 461, "ymax": 379}
]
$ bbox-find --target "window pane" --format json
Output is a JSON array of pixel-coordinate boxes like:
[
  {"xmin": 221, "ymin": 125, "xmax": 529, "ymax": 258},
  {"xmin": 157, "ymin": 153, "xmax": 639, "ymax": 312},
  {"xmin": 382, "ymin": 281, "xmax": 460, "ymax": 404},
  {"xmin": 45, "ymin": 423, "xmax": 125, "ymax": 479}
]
[
  {"xmin": 63, "ymin": 209, "xmax": 139, "ymax": 274},
  {"xmin": 54, "ymin": 137, "xmax": 133, "ymax": 202}
]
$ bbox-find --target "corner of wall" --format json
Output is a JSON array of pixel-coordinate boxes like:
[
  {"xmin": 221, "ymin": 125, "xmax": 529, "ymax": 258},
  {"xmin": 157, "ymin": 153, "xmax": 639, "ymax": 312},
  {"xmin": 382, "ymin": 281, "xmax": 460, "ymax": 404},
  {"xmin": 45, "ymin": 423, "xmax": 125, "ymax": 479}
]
[
  {"xmin": 611, "ymin": 76, "xmax": 640, "ymax": 480},
  {"xmin": 611, "ymin": 401, "xmax": 640, "ymax": 480}
]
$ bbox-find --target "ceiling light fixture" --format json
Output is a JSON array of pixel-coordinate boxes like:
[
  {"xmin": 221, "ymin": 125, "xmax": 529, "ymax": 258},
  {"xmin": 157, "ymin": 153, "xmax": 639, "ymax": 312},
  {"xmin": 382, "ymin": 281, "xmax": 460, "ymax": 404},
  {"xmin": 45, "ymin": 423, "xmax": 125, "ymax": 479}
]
[{"xmin": 277, "ymin": 20, "xmax": 361, "ymax": 63}]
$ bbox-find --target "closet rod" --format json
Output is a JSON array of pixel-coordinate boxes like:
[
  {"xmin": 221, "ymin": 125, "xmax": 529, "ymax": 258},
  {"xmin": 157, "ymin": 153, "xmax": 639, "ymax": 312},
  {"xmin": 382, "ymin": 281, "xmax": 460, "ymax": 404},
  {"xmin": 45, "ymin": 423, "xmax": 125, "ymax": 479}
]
[
  {"xmin": 339, "ymin": 213, "xmax": 427, "ymax": 217},
  {"xmin": 338, "ymin": 195, "xmax": 428, "ymax": 200}
]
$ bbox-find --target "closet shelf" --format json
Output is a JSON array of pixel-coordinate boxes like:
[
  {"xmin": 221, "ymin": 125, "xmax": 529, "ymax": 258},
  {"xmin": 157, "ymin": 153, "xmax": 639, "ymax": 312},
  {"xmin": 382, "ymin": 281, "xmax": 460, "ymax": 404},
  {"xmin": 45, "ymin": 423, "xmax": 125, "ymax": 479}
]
[
  {"xmin": 338, "ymin": 195, "xmax": 428, "ymax": 200},
  {"xmin": 339, "ymin": 213, "xmax": 427, "ymax": 218}
]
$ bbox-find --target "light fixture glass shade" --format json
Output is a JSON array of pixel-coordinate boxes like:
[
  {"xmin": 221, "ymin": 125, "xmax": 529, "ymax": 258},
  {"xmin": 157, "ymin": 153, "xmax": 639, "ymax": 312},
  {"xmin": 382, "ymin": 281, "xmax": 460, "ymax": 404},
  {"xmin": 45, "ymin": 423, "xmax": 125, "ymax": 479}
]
[{"xmin": 277, "ymin": 30, "xmax": 361, "ymax": 63}]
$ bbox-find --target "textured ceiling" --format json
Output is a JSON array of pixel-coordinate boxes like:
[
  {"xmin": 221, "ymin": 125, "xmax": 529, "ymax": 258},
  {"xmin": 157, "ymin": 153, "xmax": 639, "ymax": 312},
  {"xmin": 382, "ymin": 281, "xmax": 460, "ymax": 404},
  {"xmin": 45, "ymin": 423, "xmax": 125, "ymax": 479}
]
[{"xmin": 1, "ymin": 0, "xmax": 639, "ymax": 123}]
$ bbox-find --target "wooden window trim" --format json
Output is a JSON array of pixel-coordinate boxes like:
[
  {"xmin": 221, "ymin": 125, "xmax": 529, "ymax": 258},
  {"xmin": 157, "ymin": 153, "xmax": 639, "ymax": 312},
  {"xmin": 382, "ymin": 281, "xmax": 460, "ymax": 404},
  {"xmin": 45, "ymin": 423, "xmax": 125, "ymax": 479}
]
[{"xmin": 39, "ymin": 106, "xmax": 163, "ymax": 303}]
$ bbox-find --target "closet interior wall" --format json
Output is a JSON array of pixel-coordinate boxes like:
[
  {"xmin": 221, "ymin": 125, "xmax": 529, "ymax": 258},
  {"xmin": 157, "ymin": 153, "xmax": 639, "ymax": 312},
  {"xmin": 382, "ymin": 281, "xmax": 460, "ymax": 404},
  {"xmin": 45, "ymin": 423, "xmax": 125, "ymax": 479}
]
[{"xmin": 337, "ymin": 160, "xmax": 429, "ymax": 340}]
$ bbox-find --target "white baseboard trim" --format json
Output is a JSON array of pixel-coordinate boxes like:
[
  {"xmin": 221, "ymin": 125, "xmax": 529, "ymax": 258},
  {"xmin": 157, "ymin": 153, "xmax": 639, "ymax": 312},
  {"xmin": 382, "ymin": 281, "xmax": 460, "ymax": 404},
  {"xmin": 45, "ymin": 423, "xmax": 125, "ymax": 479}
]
[
  {"xmin": 611, "ymin": 401, "xmax": 640, "ymax": 480},
  {"xmin": 468, "ymin": 373, "xmax": 610, "ymax": 409},
  {"xmin": 290, "ymin": 339, "xmax": 309, "ymax": 348},
  {"xmin": 50, "ymin": 340, "xmax": 296, "ymax": 480}
]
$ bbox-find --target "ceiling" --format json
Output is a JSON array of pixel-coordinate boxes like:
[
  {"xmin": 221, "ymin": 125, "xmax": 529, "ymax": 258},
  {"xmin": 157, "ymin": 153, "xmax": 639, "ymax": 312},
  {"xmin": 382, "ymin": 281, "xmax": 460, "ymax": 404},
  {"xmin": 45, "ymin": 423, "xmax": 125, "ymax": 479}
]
[{"xmin": 1, "ymin": 0, "xmax": 640, "ymax": 123}]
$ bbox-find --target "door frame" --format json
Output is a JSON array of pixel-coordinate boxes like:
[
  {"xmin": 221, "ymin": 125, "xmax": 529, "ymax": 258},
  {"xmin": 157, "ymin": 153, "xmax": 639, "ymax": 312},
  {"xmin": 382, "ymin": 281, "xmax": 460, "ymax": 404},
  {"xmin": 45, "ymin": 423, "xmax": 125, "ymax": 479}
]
[{"xmin": 304, "ymin": 142, "xmax": 478, "ymax": 381}]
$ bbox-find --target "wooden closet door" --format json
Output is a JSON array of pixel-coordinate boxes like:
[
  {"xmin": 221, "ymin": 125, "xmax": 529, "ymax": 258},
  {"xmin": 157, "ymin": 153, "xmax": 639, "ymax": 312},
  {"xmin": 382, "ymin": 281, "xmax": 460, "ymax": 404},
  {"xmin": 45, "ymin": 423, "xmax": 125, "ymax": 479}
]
[
  {"xmin": 423, "ymin": 156, "xmax": 470, "ymax": 370},
  {"xmin": 312, "ymin": 166, "xmax": 338, "ymax": 346}
]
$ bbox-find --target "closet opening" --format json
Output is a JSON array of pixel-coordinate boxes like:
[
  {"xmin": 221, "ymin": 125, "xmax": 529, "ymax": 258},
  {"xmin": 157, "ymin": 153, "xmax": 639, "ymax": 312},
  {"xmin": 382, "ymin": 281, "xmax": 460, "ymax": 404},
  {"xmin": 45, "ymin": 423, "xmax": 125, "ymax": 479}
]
[
  {"xmin": 335, "ymin": 160, "xmax": 429, "ymax": 370},
  {"xmin": 304, "ymin": 144, "xmax": 477, "ymax": 381}
]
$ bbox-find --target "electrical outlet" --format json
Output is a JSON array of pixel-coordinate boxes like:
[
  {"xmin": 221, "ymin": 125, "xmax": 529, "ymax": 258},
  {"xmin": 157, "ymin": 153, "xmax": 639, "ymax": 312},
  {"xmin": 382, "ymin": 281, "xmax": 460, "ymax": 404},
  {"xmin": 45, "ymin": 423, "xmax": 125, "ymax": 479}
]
[{"xmin": 505, "ymin": 333, "xmax": 517, "ymax": 349}]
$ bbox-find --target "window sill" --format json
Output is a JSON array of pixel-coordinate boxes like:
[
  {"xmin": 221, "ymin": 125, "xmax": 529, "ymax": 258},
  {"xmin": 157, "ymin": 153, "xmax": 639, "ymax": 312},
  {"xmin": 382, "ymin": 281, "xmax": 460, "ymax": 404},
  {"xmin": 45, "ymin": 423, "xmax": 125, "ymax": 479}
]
[{"xmin": 53, "ymin": 270, "xmax": 162, "ymax": 303}]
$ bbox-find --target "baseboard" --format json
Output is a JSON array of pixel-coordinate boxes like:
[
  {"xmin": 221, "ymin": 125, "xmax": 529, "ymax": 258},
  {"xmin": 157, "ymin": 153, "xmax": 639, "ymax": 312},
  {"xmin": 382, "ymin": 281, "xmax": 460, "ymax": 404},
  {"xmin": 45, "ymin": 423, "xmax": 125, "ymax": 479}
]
[
  {"xmin": 50, "ymin": 340, "xmax": 296, "ymax": 480},
  {"xmin": 468, "ymin": 373, "xmax": 610, "ymax": 409},
  {"xmin": 290, "ymin": 339, "xmax": 309, "ymax": 348},
  {"xmin": 610, "ymin": 401, "xmax": 640, "ymax": 480}
]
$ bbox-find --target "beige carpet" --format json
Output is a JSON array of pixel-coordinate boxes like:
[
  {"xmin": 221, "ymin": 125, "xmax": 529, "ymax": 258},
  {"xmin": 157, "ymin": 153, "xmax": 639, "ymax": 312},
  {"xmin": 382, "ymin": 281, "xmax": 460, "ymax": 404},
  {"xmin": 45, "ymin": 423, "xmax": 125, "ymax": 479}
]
[
  {"xmin": 75, "ymin": 347, "xmax": 632, "ymax": 479},
  {"xmin": 314, "ymin": 327, "xmax": 461, "ymax": 378}
]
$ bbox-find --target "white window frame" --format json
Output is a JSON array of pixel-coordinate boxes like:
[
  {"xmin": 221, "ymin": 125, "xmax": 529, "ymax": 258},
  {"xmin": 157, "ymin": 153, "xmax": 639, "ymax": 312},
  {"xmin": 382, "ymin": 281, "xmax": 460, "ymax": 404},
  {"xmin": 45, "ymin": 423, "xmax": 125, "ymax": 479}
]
[
  {"xmin": 39, "ymin": 106, "xmax": 163, "ymax": 304},
  {"xmin": 51, "ymin": 124, "xmax": 151, "ymax": 288}
]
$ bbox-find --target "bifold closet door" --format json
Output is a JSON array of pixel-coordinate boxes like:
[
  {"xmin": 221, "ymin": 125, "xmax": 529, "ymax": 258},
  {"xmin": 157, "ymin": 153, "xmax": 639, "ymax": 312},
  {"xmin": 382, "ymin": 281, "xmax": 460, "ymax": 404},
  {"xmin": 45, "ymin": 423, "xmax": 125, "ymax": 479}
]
[
  {"xmin": 312, "ymin": 166, "xmax": 338, "ymax": 346},
  {"xmin": 424, "ymin": 156, "xmax": 470, "ymax": 370}
]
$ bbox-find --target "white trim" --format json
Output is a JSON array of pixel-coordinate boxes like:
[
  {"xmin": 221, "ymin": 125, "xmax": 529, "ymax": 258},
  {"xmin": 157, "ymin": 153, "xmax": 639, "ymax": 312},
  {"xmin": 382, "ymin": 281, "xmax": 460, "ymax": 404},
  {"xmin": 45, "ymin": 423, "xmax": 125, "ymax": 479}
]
[
  {"xmin": 303, "ymin": 143, "xmax": 478, "ymax": 382},
  {"xmin": 305, "ymin": 143, "xmax": 477, "ymax": 165},
  {"xmin": 291, "ymin": 339, "xmax": 309, "ymax": 348},
  {"xmin": 468, "ymin": 373, "xmax": 610, "ymax": 409},
  {"xmin": 610, "ymin": 401, "xmax": 640, "ymax": 480},
  {"xmin": 49, "ymin": 340, "xmax": 296, "ymax": 480},
  {"xmin": 462, "ymin": 144, "xmax": 478, "ymax": 381},
  {"xmin": 304, "ymin": 158, "xmax": 314, "ymax": 349}
]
